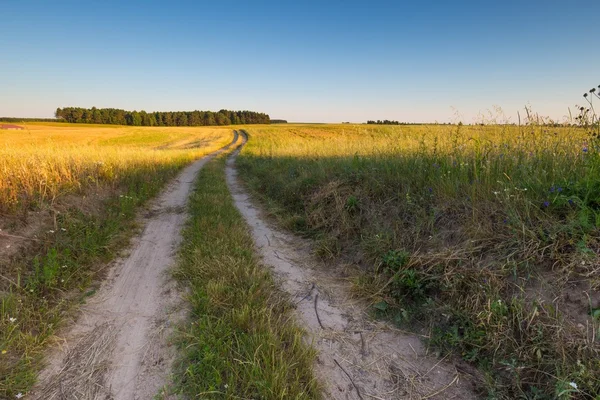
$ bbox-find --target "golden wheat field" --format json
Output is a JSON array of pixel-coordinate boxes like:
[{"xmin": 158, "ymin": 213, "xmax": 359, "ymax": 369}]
[{"xmin": 0, "ymin": 123, "xmax": 233, "ymax": 214}]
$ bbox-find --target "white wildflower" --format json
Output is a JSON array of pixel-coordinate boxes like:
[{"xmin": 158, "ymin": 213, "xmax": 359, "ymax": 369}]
[
  {"xmin": 569, "ymin": 382, "xmax": 578, "ymax": 390},
  {"xmin": 15, "ymin": 393, "xmax": 23, "ymax": 399},
  {"xmin": 9, "ymin": 317, "xmax": 16, "ymax": 323}
]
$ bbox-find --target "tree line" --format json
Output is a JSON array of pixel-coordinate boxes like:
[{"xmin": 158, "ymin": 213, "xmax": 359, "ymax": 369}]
[
  {"xmin": 366, "ymin": 120, "xmax": 403, "ymax": 125},
  {"xmin": 0, "ymin": 117, "xmax": 59, "ymax": 123},
  {"xmin": 55, "ymin": 107, "xmax": 270, "ymax": 126}
]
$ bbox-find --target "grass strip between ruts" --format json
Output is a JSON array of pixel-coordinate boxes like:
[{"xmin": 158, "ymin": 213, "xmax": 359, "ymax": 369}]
[{"xmin": 171, "ymin": 152, "xmax": 320, "ymax": 399}]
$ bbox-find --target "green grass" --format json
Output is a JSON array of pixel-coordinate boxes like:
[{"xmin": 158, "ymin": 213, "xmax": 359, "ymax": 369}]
[
  {"xmin": 0, "ymin": 161, "xmax": 196, "ymax": 398},
  {"xmin": 236, "ymin": 123, "xmax": 600, "ymax": 399},
  {"xmin": 171, "ymin": 152, "xmax": 319, "ymax": 399}
]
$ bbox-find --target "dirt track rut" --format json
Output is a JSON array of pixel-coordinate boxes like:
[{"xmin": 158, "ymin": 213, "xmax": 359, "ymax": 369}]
[
  {"xmin": 32, "ymin": 132, "xmax": 239, "ymax": 400},
  {"xmin": 226, "ymin": 131, "xmax": 478, "ymax": 400}
]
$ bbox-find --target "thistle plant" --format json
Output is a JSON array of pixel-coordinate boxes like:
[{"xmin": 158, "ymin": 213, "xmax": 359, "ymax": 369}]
[{"xmin": 576, "ymin": 85, "xmax": 600, "ymax": 150}]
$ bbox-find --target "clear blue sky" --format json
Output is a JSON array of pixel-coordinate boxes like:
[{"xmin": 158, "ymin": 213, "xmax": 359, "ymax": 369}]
[{"xmin": 1, "ymin": 0, "xmax": 598, "ymax": 123}]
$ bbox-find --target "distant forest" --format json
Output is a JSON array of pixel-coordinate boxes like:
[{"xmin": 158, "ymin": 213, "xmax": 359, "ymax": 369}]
[
  {"xmin": 366, "ymin": 120, "xmax": 404, "ymax": 125},
  {"xmin": 0, "ymin": 117, "xmax": 58, "ymax": 123},
  {"xmin": 55, "ymin": 107, "xmax": 270, "ymax": 126}
]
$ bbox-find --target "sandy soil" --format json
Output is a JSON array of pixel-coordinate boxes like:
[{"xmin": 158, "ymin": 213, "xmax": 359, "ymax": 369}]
[
  {"xmin": 31, "ymin": 132, "xmax": 239, "ymax": 400},
  {"xmin": 226, "ymin": 131, "xmax": 480, "ymax": 400}
]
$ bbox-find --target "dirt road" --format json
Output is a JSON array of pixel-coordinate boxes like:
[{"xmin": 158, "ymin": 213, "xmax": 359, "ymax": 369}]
[
  {"xmin": 32, "ymin": 132, "xmax": 239, "ymax": 400},
  {"xmin": 32, "ymin": 128, "xmax": 477, "ymax": 399},
  {"xmin": 226, "ymin": 131, "xmax": 478, "ymax": 399}
]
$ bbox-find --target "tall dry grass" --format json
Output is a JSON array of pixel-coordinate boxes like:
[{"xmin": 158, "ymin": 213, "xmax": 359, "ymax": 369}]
[
  {"xmin": 238, "ymin": 122, "xmax": 600, "ymax": 399},
  {"xmin": 0, "ymin": 123, "xmax": 233, "ymax": 214}
]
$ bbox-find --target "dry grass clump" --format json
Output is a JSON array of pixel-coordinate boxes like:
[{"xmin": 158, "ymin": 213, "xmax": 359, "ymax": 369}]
[{"xmin": 238, "ymin": 118, "xmax": 600, "ymax": 398}]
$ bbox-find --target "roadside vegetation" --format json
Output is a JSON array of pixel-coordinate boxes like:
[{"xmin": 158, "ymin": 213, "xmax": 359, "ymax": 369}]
[
  {"xmin": 237, "ymin": 95, "xmax": 600, "ymax": 399},
  {"xmin": 0, "ymin": 123, "xmax": 231, "ymax": 398},
  {"xmin": 171, "ymin": 148, "xmax": 319, "ymax": 398}
]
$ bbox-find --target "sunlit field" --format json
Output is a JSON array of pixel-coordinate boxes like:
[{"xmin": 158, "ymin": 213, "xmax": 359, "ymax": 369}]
[
  {"xmin": 238, "ymin": 123, "xmax": 600, "ymax": 398},
  {"xmin": 0, "ymin": 123, "xmax": 233, "ymax": 397},
  {"xmin": 0, "ymin": 123, "xmax": 233, "ymax": 215}
]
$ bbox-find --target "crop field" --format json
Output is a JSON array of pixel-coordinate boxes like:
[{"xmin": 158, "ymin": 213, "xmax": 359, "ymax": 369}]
[
  {"xmin": 0, "ymin": 123, "xmax": 233, "ymax": 215},
  {"xmin": 0, "ymin": 123, "xmax": 232, "ymax": 396},
  {"xmin": 237, "ymin": 123, "xmax": 600, "ymax": 398}
]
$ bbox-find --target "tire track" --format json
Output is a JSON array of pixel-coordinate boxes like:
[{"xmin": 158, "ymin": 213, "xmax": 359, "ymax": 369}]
[
  {"xmin": 32, "ymin": 131, "xmax": 239, "ymax": 400},
  {"xmin": 226, "ymin": 130, "xmax": 478, "ymax": 400}
]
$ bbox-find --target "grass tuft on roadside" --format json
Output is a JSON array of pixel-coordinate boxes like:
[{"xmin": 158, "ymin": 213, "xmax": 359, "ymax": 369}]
[{"xmin": 171, "ymin": 152, "xmax": 319, "ymax": 399}]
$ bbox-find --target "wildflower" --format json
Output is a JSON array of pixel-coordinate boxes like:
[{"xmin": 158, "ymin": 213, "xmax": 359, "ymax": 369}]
[
  {"xmin": 15, "ymin": 393, "xmax": 23, "ymax": 399},
  {"xmin": 47, "ymin": 230, "xmax": 55, "ymax": 234},
  {"xmin": 224, "ymin": 384, "xmax": 229, "ymax": 389},
  {"xmin": 557, "ymin": 187, "xmax": 563, "ymax": 192},
  {"xmin": 583, "ymin": 147, "xmax": 588, "ymax": 153},
  {"xmin": 9, "ymin": 317, "xmax": 16, "ymax": 323},
  {"xmin": 549, "ymin": 187, "xmax": 555, "ymax": 193},
  {"xmin": 568, "ymin": 199, "xmax": 574, "ymax": 205},
  {"xmin": 1, "ymin": 350, "xmax": 6, "ymax": 355},
  {"xmin": 61, "ymin": 228, "xmax": 66, "ymax": 232},
  {"xmin": 570, "ymin": 382, "xmax": 578, "ymax": 389},
  {"xmin": 542, "ymin": 201, "xmax": 550, "ymax": 208},
  {"xmin": 493, "ymin": 191, "xmax": 500, "ymax": 195}
]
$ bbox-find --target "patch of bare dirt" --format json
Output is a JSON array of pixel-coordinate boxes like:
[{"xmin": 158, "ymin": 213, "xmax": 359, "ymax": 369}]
[
  {"xmin": 0, "ymin": 188, "xmax": 116, "ymax": 294},
  {"xmin": 30, "ymin": 132, "xmax": 238, "ymax": 400},
  {"xmin": 227, "ymin": 132, "xmax": 479, "ymax": 399}
]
